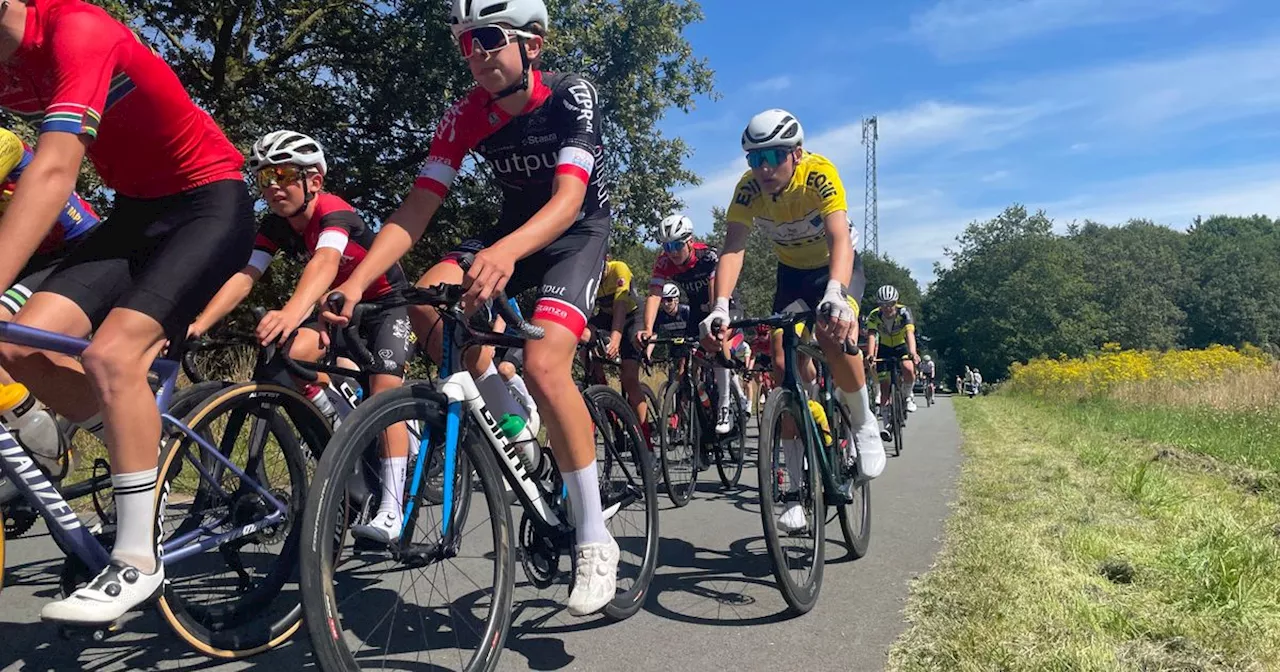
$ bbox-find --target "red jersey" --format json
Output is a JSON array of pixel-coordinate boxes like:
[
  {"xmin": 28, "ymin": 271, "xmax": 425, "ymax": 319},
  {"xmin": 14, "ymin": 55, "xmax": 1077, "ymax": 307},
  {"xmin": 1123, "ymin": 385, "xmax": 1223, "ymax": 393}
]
[{"xmin": 0, "ymin": 0, "xmax": 244, "ymax": 199}]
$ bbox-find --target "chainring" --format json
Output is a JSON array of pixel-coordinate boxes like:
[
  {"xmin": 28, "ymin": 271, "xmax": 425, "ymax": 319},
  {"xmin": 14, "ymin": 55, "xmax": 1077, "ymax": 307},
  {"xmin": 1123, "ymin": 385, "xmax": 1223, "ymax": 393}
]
[
  {"xmin": 3, "ymin": 504, "xmax": 38, "ymax": 537},
  {"xmin": 518, "ymin": 511, "xmax": 560, "ymax": 589}
]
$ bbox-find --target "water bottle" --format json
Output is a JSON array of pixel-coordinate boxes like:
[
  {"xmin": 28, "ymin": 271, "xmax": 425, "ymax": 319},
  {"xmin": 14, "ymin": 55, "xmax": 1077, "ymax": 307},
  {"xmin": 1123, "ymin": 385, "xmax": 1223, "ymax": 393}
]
[
  {"xmin": 0, "ymin": 383, "xmax": 65, "ymax": 476},
  {"xmin": 306, "ymin": 383, "xmax": 341, "ymax": 428},
  {"xmin": 498, "ymin": 413, "xmax": 541, "ymax": 475},
  {"xmin": 696, "ymin": 385, "xmax": 711, "ymax": 410}
]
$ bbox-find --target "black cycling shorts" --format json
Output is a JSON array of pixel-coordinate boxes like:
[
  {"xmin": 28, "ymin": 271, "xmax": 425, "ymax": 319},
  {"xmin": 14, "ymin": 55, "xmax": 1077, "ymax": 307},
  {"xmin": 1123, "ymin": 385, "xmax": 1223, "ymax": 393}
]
[
  {"xmin": 588, "ymin": 310, "xmax": 642, "ymax": 362},
  {"xmin": 1, "ymin": 251, "xmax": 70, "ymax": 316},
  {"xmin": 771, "ymin": 253, "xmax": 866, "ymax": 316},
  {"xmin": 306, "ymin": 296, "xmax": 413, "ymax": 376},
  {"xmin": 875, "ymin": 344, "xmax": 911, "ymax": 373},
  {"xmin": 40, "ymin": 180, "xmax": 255, "ymax": 341},
  {"xmin": 442, "ymin": 219, "xmax": 608, "ymax": 338}
]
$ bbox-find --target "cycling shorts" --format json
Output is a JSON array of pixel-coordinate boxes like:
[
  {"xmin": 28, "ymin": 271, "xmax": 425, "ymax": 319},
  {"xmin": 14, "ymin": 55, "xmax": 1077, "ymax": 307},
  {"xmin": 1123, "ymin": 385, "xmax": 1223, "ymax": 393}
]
[
  {"xmin": 40, "ymin": 180, "xmax": 255, "ymax": 341},
  {"xmin": 588, "ymin": 310, "xmax": 642, "ymax": 362},
  {"xmin": 1, "ymin": 247, "xmax": 77, "ymax": 316},
  {"xmin": 442, "ymin": 222, "xmax": 607, "ymax": 338},
  {"xmin": 770, "ymin": 255, "xmax": 865, "ymax": 317},
  {"xmin": 305, "ymin": 296, "xmax": 413, "ymax": 376},
  {"xmin": 875, "ymin": 344, "xmax": 911, "ymax": 375}
]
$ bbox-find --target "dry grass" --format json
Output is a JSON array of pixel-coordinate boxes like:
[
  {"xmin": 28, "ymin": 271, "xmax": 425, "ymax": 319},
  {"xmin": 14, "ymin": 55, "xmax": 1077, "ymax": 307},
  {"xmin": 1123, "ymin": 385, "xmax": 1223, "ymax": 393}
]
[{"xmin": 1110, "ymin": 363, "xmax": 1280, "ymax": 411}]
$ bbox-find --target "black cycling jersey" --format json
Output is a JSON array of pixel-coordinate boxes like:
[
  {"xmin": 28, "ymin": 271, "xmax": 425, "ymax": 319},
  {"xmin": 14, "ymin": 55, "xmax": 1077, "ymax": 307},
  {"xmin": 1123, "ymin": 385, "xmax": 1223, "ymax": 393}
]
[{"xmin": 653, "ymin": 304, "xmax": 691, "ymax": 336}]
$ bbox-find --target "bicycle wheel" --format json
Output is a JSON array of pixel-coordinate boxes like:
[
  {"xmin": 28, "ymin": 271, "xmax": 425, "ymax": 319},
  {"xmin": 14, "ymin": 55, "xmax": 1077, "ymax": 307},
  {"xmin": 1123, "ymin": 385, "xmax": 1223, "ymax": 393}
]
[
  {"xmin": 715, "ymin": 385, "xmax": 746, "ymax": 489},
  {"xmin": 155, "ymin": 382, "xmax": 328, "ymax": 658},
  {"xmin": 640, "ymin": 383, "xmax": 662, "ymax": 482},
  {"xmin": 757, "ymin": 388, "xmax": 824, "ymax": 615},
  {"xmin": 302, "ymin": 383, "xmax": 513, "ymax": 672},
  {"xmin": 658, "ymin": 379, "xmax": 697, "ymax": 507},
  {"xmin": 582, "ymin": 385, "xmax": 660, "ymax": 621},
  {"xmin": 826, "ymin": 402, "xmax": 871, "ymax": 559},
  {"xmin": 893, "ymin": 382, "xmax": 906, "ymax": 454}
]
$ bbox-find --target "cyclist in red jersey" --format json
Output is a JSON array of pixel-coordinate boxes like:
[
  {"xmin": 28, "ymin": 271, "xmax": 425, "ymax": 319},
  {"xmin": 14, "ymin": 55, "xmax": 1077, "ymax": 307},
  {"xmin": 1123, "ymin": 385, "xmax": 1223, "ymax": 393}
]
[
  {"xmin": 321, "ymin": 0, "xmax": 619, "ymax": 617},
  {"xmin": 0, "ymin": 0, "xmax": 254, "ymax": 624}
]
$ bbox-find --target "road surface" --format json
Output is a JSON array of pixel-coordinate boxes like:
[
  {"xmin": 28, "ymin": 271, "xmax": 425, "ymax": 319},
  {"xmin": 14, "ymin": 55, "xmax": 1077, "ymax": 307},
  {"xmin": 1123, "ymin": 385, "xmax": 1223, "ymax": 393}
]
[{"xmin": 1, "ymin": 395, "xmax": 963, "ymax": 671}]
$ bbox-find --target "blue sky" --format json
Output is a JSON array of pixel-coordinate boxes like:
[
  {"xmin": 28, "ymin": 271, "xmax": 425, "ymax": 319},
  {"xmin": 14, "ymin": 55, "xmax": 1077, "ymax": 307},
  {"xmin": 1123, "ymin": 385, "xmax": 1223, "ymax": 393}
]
[{"xmin": 661, "ymin": 0, "xmax": 1280, "ymax": 286}]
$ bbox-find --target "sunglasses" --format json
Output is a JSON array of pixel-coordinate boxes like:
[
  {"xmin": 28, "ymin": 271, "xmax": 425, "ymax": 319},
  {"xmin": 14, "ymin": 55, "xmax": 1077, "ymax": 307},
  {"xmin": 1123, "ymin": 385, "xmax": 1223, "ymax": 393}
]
[
  {"xmin": 456, "ymin": 25, "xmax": 537, "ymax": 59},
  {"xmin": 662, "ymin": 238, "xmax": 690, "ymax": 254},
  {"xmin": 661, "ymin": 297, "xmax": 678, "ymax": 303},
  {"xmin": 255, "ymin": 165, "xmax": 306, "ymax": 190},
  {"xmin": 746, "ymin": 148, "xmax": 792, "ymax": 169}
]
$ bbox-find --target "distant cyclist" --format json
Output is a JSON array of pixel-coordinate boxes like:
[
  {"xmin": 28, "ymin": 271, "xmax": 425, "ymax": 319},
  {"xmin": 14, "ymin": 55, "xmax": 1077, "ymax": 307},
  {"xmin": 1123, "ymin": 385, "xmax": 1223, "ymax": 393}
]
[{"xmin": 919, "ymin": 354, "xmax": 936, "ymax": 400}]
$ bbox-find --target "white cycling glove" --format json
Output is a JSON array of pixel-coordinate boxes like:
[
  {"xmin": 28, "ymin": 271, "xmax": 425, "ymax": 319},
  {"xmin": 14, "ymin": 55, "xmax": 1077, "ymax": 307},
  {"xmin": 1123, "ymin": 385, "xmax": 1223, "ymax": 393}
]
[
  {"xmin": 698, "ymin": 297, "xmax": 732, "ymax": 339},
  {"xmin": 818, "ymin": 279, "xmax": 855, "ymax": 325}
]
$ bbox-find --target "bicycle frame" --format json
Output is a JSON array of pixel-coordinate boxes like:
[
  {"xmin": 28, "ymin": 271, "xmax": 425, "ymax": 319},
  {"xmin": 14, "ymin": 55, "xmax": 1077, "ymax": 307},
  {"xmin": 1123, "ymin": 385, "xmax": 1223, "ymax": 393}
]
[{"xmin": 0, "ymin": 321, "xmax": 291, "ymax": 577}]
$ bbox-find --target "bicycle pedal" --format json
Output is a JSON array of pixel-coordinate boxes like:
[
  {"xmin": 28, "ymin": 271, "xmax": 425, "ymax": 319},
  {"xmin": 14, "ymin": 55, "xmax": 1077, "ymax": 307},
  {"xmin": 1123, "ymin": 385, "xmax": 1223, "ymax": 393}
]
[{"xmin": 58, "ymin": 621, "xmax": 121, "ymax": 643}]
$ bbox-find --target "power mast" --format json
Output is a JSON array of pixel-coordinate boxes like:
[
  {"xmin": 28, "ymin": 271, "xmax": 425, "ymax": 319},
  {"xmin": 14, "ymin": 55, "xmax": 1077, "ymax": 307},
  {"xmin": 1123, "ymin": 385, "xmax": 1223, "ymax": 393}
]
[{"xmin": 861, "ymin": 116, "xmax": 879, "ymax": 256}]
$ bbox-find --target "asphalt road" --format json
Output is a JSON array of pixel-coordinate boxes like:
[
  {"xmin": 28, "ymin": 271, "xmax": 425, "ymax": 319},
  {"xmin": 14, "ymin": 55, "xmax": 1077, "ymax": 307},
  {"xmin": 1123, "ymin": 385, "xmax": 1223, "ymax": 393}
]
[{"xmin": 1, "ymin": 395, "xmax": 963, "ymax": 672}]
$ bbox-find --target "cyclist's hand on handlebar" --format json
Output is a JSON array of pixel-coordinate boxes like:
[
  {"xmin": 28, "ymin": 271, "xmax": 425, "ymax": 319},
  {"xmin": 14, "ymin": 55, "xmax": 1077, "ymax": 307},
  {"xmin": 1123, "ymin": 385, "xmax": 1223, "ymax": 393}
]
[
  {"xmin": 320, "ymin": 286, "xmax": 360, "ymax": 326},
  {"xmin": 606, "ymin": 331, "xmax": 622, "ymax": 360},
  {"xmin": 817, "ymin": 281, "xmax": 855, "ymax": 343},
  {"xmin": 462, "ymin": 244, "xmax": 515, "ymax": 307},
  {"xmin": 634, "ymin": 329, "xmax": 652, "ymax": 348},
  {"xmin": 256, "ymin": 307, "xmax": 306, "ymax": 346},
  {"xmin": 698, "ymin": 302, "xmax": 730, "ymax": 341},
  {"xmin": 186, "ymin": 322, "xmax": 205, "ymax": 341}
]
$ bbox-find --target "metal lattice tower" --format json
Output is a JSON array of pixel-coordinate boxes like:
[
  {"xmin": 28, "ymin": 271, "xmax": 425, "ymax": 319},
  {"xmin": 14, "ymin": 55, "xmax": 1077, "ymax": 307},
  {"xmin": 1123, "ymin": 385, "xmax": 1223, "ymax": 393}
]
[{"xmin": 861, "ymin": 116, "xmax": 879, "ymax": 255}]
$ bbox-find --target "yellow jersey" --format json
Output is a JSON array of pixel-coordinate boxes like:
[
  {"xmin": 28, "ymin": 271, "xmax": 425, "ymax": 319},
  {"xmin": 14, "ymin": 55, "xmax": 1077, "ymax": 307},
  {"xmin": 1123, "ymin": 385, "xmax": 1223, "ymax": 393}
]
[
  {"xmin": 867, "ymin": 304, "xmax": 915, "ymax": 347},
  {"xmin": 594, "ymin": 260, "xmax": 638, "ymax": 315},
  {"xmin": 0, "ymin": 128, "xmax": 23, "ymax": 182},
  {"xmin": 724, "ymin": 152, "xmax": 849, "ymax": 270}
]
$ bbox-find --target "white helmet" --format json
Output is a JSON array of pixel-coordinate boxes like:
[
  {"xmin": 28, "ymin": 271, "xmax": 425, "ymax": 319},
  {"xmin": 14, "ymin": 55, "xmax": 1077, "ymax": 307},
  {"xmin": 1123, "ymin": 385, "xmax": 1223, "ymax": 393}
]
[
  {"xmin": 249, "ymin": 130, "xmax": 327, "ymax": 175},
  {"xmin": 741, "ymin": 109, "xmax": 804, "ymax": 151},
  {"xmin": 658, "ymin": 214, "xmax": 694, "ymax": 243},
  {"xmin": 876, "ymin": 285, "xmax": 899, "ymax": 304},
  {"xmin": 923, "ymin": 354, "xmax": 932, "ymax": 362},
  {"xmin": 661, "ymin": 283, "xmax": 680, "ymax": 299},
  {"xmin": 450, "ymin": 0, "xmax": 548, "ymax": 33}
]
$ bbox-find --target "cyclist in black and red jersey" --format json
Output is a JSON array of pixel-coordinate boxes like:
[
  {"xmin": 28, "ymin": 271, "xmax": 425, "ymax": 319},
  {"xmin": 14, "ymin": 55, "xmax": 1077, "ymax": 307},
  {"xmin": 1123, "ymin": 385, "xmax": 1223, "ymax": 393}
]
[
  {"xmin": 321, "ymin": 0, "xmax": 618, "ymax": 617},
  {"xmin": 190, "ymin": 131, "xmax": 415, "ymax": 544},
  {"xmin": 635, "ymin": 213, "xmax": 744, "ymax": 435},
  {"xmin": 0, "ymin": 0, "xmax": 255, "ymax": 624}
]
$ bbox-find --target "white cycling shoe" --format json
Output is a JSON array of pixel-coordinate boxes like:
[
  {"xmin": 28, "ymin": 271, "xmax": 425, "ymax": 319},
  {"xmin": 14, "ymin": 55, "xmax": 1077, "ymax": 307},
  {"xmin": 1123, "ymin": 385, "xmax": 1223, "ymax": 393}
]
[
  {"xmin": 714, "ymin": 407, "xmax": 733, "ymax": 435},
  {"xmin": 906, "ymin": 398, "xmax": 918, "ymax": 413},
  {"xmin": 41, "ymin": 559, "xmax": 164, "ymax": 625},
  {"xmin": 352, "ymin": 510, "xmax": 401, "ymax": 544},
  {"xmin": 777, "ymin": 501, "xmax": 808, "ymax": 533},
  {"xmin": 567, "ymin": 536, "xmax": 619, "ymax": 617},
  {"xmin": 855, "ymin": 423, "xmax": 886, "ymax": 480}
]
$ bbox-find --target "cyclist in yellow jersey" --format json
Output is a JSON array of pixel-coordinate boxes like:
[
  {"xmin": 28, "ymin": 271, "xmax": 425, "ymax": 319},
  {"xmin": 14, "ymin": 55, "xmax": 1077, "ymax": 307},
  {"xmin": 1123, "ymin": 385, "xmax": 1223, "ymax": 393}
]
[
  {"xmin": 586, "ymin": 256, "xmax": 647, "ymax": 435},
  {"xmin": 704, "ymin": 109, "xmax": 885, "ymax": 532},
  {"xmin": 866, "ymin": 284, "xmax": 920, "ymax": 440}
]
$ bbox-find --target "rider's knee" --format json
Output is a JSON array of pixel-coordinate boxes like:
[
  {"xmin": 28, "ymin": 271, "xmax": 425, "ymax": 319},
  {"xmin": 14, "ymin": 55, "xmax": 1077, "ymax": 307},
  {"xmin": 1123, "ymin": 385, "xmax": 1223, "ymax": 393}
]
[{"xmin": 496, "ymin": 360, "xmax": 517, "ymax": 380}]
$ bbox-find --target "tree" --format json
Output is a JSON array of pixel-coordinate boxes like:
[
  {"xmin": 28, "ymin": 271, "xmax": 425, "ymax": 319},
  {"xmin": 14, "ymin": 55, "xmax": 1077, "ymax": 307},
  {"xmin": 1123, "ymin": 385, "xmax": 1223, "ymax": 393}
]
[{"xmin": 1181, "ymin": 215, "xmax": 1280, "ymax": 348}]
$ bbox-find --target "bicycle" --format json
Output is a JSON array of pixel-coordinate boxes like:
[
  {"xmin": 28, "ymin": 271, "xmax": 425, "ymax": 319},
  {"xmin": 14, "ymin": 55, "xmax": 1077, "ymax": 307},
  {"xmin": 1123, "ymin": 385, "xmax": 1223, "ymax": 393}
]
[
  {"xmin": 300, "ymin": 279, "xmax": 660, "ymax": 672},
  {"xmin": 644, "ymin": 335, "xmax": 747, "ymax": 507},
  {"xmin": 924, "ymin": 375, "xmax": 935, "ymax": 407},
  {"xmin": 876, "ymin": 356, "xmax": 909, "ymax": 457},
  {"xmin": 731, "ymin": 309, "xmax": 872, "ymax": 615},
  {"xmin": 578, "ymin": 326, "xmax": 663, "ymax": 482},
  {"xmin": 0, "ymin": 319, "xmax": 329, "ymax": 658}
]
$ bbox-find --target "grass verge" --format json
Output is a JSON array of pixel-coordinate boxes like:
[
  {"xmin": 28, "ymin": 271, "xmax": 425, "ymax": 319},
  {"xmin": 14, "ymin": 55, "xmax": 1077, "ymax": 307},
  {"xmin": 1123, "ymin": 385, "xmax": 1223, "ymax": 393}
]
[{"xmin": 887, "ymin": 395, "xmax": 1280, "ymax": 672}]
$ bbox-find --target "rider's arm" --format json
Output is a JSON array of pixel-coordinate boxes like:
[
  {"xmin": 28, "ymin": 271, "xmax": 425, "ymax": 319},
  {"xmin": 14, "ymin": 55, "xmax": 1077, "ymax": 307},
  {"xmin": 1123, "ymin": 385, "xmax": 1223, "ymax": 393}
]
[
  {"xmin": 495, "ymin": 174, "xmax": 587, "ymax": 260},
  {"xmin": 642, "ymin": 286, "xmax": 662, "ymax": 333},
  {"xmin": 0, "ymin": 132, "xmax": 85, "ymax": 289},
  {"xmin": 342, "ymin": 188, "xmax": 441, "ymax": 296},
  {"xmin": 822, "ymin": 210, "xmax": 854, "ymax": 288},
  {"xmin": 903, "ymin": 307, "xmax": 919, "ymax": 358},
  {"xmin": 189, "ymin": 266, "xmax": 264, "ymax": 336},
  {"xmin": 866, "ymin": 330, "xmax": 879, "ymax": 362},
  {"xmin": 711, "ymin": 222, "xmax": 750, "ymax": 308},
  {"xmin": 284, "ymin": 248, "xmax": 342, "ymax": 317},
  {"xmin": 609, "ymin": 264, "xmax": 632, "ymax": 340}
]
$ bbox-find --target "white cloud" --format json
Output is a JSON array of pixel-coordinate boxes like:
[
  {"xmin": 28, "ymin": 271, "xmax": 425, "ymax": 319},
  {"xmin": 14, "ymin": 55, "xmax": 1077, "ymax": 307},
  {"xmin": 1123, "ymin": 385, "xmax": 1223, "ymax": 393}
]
[
  {"xmin": 980, "ymin": 170, "xmax": 1009, "ymax": 183},
  {"xmin": 747, "ymin": 75, "xmax": 792, "ymax": 93},
  {"xmin": 910, "ymin": 0, "xmax": 1224, "ymax": 58}
]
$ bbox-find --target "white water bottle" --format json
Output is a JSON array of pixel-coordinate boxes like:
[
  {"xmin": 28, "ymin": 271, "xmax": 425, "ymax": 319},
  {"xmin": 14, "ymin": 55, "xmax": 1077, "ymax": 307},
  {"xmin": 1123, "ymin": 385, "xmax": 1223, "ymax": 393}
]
[
  {"xmin": 306, "ymin": 384, "xmax": 341, "ymax": 428},
  {"xmin": 0, "ymin": 383, "xmax": 63, "ymax": 475}
]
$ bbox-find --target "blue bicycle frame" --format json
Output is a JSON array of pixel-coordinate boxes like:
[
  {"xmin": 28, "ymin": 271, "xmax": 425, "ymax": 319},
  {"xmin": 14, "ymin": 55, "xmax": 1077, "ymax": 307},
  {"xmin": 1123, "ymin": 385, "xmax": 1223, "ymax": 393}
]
[{"xmin": 0, "ymin": 321, "xmax": 290, "ymax": 577}]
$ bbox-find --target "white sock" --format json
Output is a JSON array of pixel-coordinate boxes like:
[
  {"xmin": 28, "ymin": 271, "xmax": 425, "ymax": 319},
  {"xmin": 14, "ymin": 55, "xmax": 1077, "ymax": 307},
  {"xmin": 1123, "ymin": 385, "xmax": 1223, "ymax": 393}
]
[
  {"xmin": 76, "ymin": 413, "xmax": 107, "ymax": 443},
  {"xmin": 505, "ymin": 374, "xmax": 537, "ymax": 416},
  {"xmin": 111, "ymin": 467, "xmax": 159, "ymax": 573},
  {"xmin": 715, "ymin": 367, "xmax": 731, "ymax": 411},
  {"xmin": 780, "ymin": 439, "xmax": 805, "ymax": 490},
  {"xmin": 562, "ymin": 464, "xmax": 611, "ymax": 545},
  {"xmin": 731, "ymin": 373, "xmax": 746, "ymax": 402},
  {"xmin": 377, "ymin": 456, "xmax": 407, "ymax": 518},
  {"xmin": 842, "ymin": 385, "xmax": 874, "ymax": 428}
]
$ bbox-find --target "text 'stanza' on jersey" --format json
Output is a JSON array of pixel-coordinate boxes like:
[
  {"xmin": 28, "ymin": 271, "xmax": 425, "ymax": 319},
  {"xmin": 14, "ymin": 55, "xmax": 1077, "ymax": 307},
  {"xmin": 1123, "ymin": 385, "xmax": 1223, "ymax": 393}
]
[
  {"xmin": 724, "ymin": 152, "xmax": 853, "ymax": 270},
  {"xmin": 0, "ymin": 0, "xmax": 244, "ymax": 199},
  {"xmin": 0, "ymin": 127, "xmax": 99, "ymax": 254}
]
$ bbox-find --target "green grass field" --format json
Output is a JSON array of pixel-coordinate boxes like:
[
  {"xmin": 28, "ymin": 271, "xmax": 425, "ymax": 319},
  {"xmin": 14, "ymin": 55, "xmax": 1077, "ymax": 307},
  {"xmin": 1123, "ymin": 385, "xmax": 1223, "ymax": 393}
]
[{"xmin": 888, "ymin": 395, "xmax": 1280, "ymax": 672}]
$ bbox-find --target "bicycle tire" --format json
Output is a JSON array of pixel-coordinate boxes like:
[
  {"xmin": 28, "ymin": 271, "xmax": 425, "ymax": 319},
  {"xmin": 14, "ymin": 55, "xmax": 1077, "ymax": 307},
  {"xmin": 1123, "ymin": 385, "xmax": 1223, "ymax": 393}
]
[
  {"xmin": 658, "ymin": 379, "xmax": 697, "ymax": 507},
  {"xmin": 640, "ymin": 383, "xmax": 662, "ymax": 482},
  {"xmin": 582, "ymin": 384, "xmax": 660, "ymax": 621},
  {"xmin": 715, "ymin": 384, "xmax": 746, "ymax": 489},
  {"xmin": 826, "ymin": 400, "xmax": 871, "ymax": 559},
  {"xmin": 0, "ymin": 506, "xmax": 6, "ymax": 594},
  {"xmin": 757, "ymin": 388, "xmax": 824, "ymax": 615},
  {"xmin": 301, "ymin": 383, "xmax": 512, "ymax": 672},
  {"xmin": 893, "ymin": 382, "xmax": 906, "ymax": 455},
  {"xmin": 155, "ymin": 381, "xmax": 328, "ymax": 658}
]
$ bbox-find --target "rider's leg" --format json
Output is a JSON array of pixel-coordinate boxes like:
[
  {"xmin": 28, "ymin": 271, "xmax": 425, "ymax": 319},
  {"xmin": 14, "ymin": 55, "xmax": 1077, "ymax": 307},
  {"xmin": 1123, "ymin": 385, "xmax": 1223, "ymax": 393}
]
[
  {"xmin": 902, "ymin": 359, "xmax": 918, "ymax": 411},
  {"xmin": 620, "ymin": 359, "xmax": 644, "ymax": 422},
  {"xmin": 817, "ymin": 305, "xmax": 885, "ymax": 481},
  {"xmin": 497, "ymin": 353, "xmax": 537, "ymax": 418}
]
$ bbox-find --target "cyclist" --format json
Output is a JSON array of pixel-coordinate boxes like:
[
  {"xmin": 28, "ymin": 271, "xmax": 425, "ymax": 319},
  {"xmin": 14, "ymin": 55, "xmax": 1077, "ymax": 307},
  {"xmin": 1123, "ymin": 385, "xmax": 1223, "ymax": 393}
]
[
  {"xmin": 644, "ymin": 282, "xmax": 688, "ymax": 365},
  {"xmin": 746, "ymin": 323, "xmax": 773, "ymax": 412},
  {"xmin": 635, "ymin": 214, "xmax": 742, "ymax": 435},
  {"xmin": 866, "ymin": 285, "xmax": 920, "ymax": 438},
  {"xmin": 920, "ymin": 354, "xmax": 936, "ymax": 400},
  {"xmin": 0, "ymin": 0, "xmax": 255, "ymax": 624},
  {"xmin": 0, "ymin": 127, "xmax": 102, "ymax": 357},
  {"xmin": 320, "ymin": 0, "xmax": 618, "ymax": 617},
  {"xmin": 586, "ymin": 255, "xmax": 646, "ymax": 433},
  {"xmin": 706, "ymin": 108, "xmax": 885, "ymax": 533},
  {"xmin": 189, "ymin": 131, "xmax": 415, "ymax": 543}
]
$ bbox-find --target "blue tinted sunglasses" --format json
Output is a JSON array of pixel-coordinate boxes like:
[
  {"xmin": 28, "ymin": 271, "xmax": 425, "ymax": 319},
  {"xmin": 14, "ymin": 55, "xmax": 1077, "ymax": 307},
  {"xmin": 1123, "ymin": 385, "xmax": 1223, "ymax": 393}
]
[
  {"xmin": 746, "ymin": 148, "xmax": 791, "ymax": 169},
  {"xmin": 662, "ymin": 238, "xmax": 689, "ymax": 254}
]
